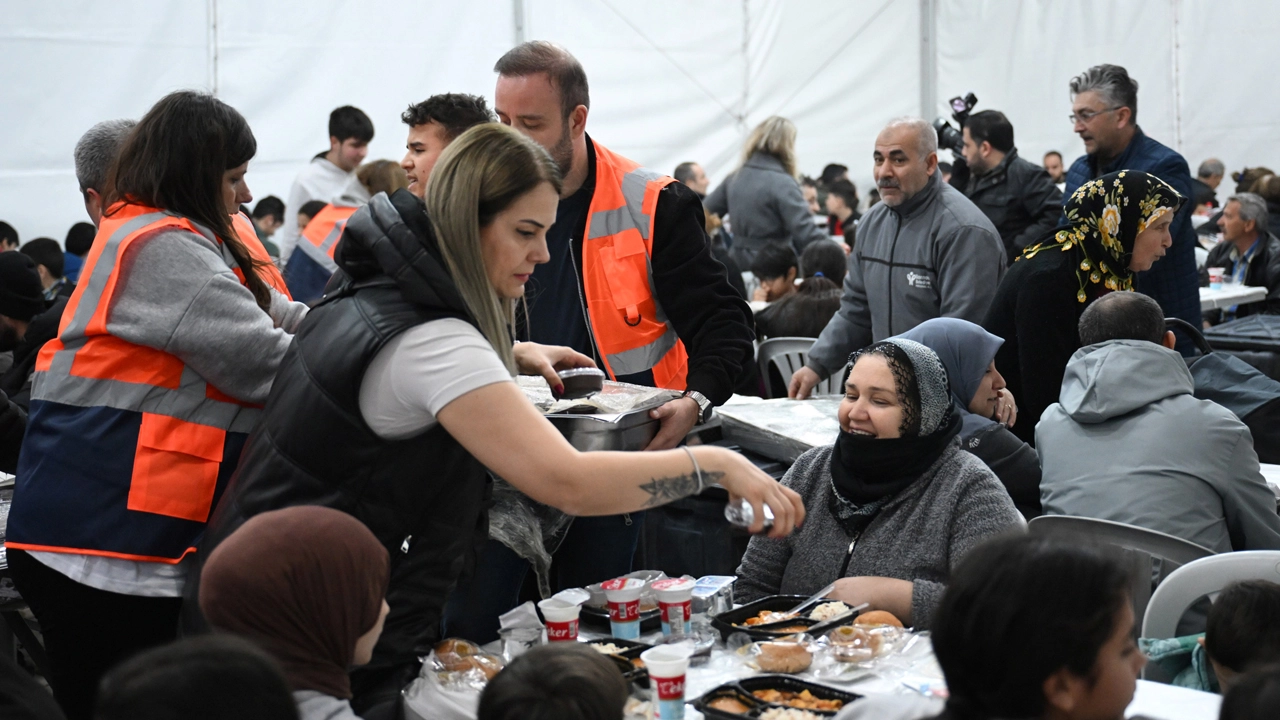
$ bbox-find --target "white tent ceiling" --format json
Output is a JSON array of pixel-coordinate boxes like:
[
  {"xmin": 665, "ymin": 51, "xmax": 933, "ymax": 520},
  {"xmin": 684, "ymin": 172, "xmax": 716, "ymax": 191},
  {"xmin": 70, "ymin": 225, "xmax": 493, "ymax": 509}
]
[{"xmin": 3, "ymin": 0, "xmax": 1276, "ymax": 244}]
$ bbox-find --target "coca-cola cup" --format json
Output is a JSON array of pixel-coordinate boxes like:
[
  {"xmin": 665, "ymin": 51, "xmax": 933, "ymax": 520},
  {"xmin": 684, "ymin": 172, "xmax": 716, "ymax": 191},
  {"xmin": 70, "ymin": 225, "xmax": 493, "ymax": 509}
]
[
  {"xmin": 600, "ymin": 577, "xmax": 646, "ymax": 640},
  {"xmin": 652, "ymin": 577, "xmax": 695, "ymax": 637},
  {"xmin": 640, "ymin": 644, "xmax": 694, "ymax": 720},
  {"xmin": 537, "ymin": 597, "xmax": 581, "ymax": 642}
]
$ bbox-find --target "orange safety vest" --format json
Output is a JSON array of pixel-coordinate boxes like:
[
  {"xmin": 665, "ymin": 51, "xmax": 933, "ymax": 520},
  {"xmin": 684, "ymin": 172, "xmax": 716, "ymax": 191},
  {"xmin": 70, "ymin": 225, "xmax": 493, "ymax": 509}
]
[
  {"xmin": 6, "ymin": 202, "xmax": 269, "ymax": 563},
  {"xmin": 231, "ymin": 211, "xmax": 292, "ymax": 298},
  {"xmin": 295, "ymin": 204, "xmax": 358, "ymax": 273},
  {"xmin": 580, "ymin": 140, "xmax": 689, "ymax": 390}
]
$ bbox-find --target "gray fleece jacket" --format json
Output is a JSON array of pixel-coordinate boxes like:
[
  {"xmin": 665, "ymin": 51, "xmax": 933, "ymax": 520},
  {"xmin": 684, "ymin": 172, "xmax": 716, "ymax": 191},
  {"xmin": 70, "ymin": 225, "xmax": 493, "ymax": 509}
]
[
  {"xmin": 108, "ymin": 229, "xmax": 307, "ymax": 404},
  {"xmin": 734, "ymin": 442, "xmax": 1023, "ymax": 629},
  {"xmin": 806, "ymin": 171, "xmax": 1005, "ymax": 379},
  {"xmin": 1037, "ymin": 340, "xmax": 1280, "ymax": 553}
]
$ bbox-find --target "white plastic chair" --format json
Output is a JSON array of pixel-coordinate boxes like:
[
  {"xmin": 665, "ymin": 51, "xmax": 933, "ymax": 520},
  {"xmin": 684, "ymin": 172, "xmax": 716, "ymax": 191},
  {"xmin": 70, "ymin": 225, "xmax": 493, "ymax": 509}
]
[
  {"xmin": 755, "ymin": 337, "xmax": 847, "ymax": 399},
  {"xmin": 1028, "ymin": 515, "xmax": 1215, "ymax": 631},
  {"xmin": 1141, "ymin": 551, "xmax": 1280, "ymax": 641}
]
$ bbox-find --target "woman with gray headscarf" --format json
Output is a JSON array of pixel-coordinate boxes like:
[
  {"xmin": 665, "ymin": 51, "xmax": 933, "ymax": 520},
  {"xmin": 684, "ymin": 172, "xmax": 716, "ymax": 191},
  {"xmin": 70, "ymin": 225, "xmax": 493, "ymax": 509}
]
[
  {"xmin": 735, "ymin": 339, "xmax": 1023, "ymax": 629},
  {"xmin": 898, "ymin": 318, "xmax": 1042, "ymax": 518}
]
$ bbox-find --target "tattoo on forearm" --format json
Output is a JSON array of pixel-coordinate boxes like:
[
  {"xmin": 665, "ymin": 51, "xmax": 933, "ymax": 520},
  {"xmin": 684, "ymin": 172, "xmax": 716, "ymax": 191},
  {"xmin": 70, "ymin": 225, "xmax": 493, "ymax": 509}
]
[{"xmin": 638, "ymin": 470, "xmax": 726, "ymax": 508}]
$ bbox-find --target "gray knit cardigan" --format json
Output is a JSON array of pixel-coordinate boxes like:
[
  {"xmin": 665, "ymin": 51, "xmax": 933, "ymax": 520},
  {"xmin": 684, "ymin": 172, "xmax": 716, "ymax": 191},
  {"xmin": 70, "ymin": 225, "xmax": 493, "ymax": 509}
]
[{"xmin": 734, "ymin": 442, "xmax": 1023, "ymax": 629}]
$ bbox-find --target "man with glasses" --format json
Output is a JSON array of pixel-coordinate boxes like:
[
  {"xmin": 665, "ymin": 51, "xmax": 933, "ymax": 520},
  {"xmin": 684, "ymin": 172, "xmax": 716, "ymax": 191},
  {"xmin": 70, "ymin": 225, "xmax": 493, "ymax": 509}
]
[{"xmin": 1062, "ymin": 63, "xmax": 1199, "ymax": 353}]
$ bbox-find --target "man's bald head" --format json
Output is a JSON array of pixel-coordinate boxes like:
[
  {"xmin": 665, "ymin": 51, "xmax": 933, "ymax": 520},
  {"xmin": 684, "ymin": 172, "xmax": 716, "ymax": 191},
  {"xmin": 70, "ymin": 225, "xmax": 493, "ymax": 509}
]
[
  {"xmin": 881, "ymin": 117, "xmax": 937, "ymax": 157},
  {"xmin": 1078, "ymin": 291, "xmax": 1167, "ymax": 346}
]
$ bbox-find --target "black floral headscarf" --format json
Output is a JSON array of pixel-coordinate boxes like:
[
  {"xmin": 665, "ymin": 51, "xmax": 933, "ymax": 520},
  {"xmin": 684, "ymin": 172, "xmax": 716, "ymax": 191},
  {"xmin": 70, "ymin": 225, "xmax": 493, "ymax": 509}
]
[{"xmin": 1021, "ymin": 170, "xmax": 1183, "ymax": 303}]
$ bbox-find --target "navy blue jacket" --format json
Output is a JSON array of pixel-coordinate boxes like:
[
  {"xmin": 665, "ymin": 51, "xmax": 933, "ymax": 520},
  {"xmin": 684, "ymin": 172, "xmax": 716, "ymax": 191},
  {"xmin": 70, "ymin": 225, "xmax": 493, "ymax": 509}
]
[{"xmin": 1063, "ymin": 128, "xmax": 1200, "ymax": 352}]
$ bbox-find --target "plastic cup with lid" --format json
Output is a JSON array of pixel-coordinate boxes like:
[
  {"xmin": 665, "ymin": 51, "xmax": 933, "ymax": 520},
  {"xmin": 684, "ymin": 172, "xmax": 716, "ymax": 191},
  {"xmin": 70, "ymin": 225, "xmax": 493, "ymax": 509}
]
[
  {"xmin": 652, "ymin": 577, "xmax": 695, "ymax": 637},
  {"xmin": 1209, "ymin": 267, "xmax": 1225, "ymax": 290},
  {"xmin": 601, "ymin": 577, "xmax": 646, "ymax": 640},
  {"xmin": 640, "ymin": 644, "xmax": 695, "ymax": 719},
  {"xmin": 537, "ymin": 597, "xmax": 582, "ymax": 642}
]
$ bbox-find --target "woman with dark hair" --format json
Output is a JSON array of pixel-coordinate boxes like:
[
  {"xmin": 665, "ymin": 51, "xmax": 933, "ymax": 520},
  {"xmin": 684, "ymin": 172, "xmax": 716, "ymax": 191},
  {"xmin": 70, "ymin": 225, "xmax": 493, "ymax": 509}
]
[
  {"xmin": 897, "ymin": 318, "xmax": 1041, "ymax": 518},
  {"xmin": 735, "ymin": 339, "xmax": 1022, "ymax": 628},
  {"xmin": 982, "ymin": 170, "xmax": 1182, "ymax": 445},
  {"xmin": 837, "ymin": 534, "xmax": 1145, "ymax": 720},
  {"xmin": 200, "ymin": 506, "xmax": 390, "ymax": 720},
  {"xmin": 5, "ymin": 90, "xmax": 308, "ymax": 720}
]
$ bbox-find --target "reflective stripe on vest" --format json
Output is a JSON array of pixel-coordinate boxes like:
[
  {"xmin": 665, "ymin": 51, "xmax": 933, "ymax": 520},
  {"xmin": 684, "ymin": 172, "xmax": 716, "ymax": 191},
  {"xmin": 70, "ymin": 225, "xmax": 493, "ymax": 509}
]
[
  {"xmin": 296, "ymin": 204, "xmax": 358, "ymax": 273},
  {"xmin": 231, "ymin": 212, "xmax": 292, "ymax": 298},
  {"xmin": 34, "ymin": 203, "xmax": 262, "ymax": 435},
  {"xmin": 580, "ymin": 140, "xmax": 689, "ymax": 390}
]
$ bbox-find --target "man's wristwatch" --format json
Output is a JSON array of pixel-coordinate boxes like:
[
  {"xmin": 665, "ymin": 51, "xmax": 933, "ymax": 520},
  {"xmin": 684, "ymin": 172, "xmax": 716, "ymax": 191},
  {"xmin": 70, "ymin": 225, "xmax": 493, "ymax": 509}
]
[{"xmin": 682, "ymin": 390, "xmax": 714, "ymax": 424}]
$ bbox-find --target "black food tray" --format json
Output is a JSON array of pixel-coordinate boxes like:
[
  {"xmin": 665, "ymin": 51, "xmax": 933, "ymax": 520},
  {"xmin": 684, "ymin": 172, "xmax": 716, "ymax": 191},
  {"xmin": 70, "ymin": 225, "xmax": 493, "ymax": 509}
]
[
  {"xmin": 694, "ymin": 675, "xmax": 862, "ymax": 718},
  {"xmin": 602, "ymin": 652, "xmax": 650, "ymax": 689},
  {"xmin": 584, "ymin": 638, "xmax": 653, "ymax": 689},
  {"xmin": 711, "ymin": 595, "xmax": 856, "ymax": 642},
  {"xmin": 580, "ymin": 604, "xmax": 662, "ymax": 632}
]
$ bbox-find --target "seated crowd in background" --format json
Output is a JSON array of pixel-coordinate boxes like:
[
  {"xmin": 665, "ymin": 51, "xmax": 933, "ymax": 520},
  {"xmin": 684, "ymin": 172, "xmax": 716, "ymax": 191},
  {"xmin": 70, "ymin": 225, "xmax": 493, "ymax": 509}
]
[{"xmin": 6, "ymin": 46, "xmax": 1280, "ymax": 720}]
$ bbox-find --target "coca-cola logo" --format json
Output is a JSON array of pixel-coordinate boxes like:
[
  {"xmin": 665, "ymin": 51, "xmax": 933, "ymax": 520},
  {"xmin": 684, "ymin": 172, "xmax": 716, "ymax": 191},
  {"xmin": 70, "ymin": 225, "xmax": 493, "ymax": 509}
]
[
  {"xmin": 609, "ymin": 599, "xmax": 640, "ymax": 622},
  {"xmin": 654, "ymin": 676, "xmax": 685, "ymax": 700},
  {"xmin": 547, "ymin": 619, "xmax": 578, "ymax": 641}
]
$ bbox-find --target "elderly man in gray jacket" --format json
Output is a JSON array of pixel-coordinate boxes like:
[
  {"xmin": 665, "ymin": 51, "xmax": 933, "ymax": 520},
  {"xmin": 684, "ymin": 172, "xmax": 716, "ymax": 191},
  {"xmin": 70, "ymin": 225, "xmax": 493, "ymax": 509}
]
[
  {"xmin": 1038, "ymin": 292, "xmax": 1280, "ymax": 553},
  {"xmin": 790, "ymin": 118, "xmax": 1005, "ymax": 399}
]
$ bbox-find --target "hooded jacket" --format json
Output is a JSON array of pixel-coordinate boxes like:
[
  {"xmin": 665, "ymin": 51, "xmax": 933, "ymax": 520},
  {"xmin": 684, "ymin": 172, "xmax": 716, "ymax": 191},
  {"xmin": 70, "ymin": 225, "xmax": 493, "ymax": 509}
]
[
  {"xmin": 1037, "ymin": 339, "xmax": 1280, "ymax": 553},
  {"xmin": 806, "ymin": 171, "xmax": 1006, "ymax": 379}
]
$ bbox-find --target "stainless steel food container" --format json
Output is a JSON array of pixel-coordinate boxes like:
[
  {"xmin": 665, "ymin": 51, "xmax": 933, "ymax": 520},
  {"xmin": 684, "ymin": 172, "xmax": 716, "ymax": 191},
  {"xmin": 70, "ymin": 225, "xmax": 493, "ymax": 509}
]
[{"xmin": 544, "ymin": 401, "xmax": 666, "ymax": 452}]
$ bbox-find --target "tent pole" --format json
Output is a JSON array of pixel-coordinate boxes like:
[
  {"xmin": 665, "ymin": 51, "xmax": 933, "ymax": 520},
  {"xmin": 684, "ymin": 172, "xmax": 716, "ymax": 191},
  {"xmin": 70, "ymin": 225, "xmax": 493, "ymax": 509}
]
[
  {"xmin": 1170, "ymin": 0, "xmax": 1183, "ymax": 152},
  {"xmin": 513, "ymin": 0, "xmax": 526, "ymax": 45},
  {"xmin": 919, "ymin": 0, "xmax": 937, "ymax": 120},
  {"xmin": 206, "ymin": 0, "xmax": 219, "ymax": 95}
]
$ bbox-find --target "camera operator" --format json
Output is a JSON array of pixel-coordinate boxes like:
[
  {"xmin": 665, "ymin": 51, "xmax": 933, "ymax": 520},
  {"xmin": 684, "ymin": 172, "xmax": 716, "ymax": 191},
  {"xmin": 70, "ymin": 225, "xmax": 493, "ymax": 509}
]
[{"xmin": 958, "ymin": 111, "xmax": 1063, "ymax": 264}]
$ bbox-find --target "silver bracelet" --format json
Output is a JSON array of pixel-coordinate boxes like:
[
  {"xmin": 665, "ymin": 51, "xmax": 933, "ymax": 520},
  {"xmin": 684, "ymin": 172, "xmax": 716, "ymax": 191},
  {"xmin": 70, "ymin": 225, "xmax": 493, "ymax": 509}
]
[{"xmin": 682, "ymin": 446, "xmax": 705, "ymax": 495}]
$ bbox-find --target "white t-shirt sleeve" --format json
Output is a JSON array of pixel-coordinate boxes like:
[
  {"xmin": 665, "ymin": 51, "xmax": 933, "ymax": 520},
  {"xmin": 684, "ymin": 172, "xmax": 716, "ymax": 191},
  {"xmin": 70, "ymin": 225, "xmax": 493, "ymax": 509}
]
[{"xmin": 358, "ymin": 318, "xmax": 514, "ymax": 440}]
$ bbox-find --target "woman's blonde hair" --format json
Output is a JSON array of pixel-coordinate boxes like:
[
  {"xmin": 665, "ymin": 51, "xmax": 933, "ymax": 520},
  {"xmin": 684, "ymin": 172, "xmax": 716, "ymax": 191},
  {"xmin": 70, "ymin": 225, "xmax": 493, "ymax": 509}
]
[
  {"xmin": 741, "ymin": 116, "xmax": 798, "ymax": 178},
  {"xmin": 357, "ymin": 159, "xmax": 409, "ymax": 197},
  {"xmin": 426, "ymin": 124, "xmax": 562, "ymax": 373}
]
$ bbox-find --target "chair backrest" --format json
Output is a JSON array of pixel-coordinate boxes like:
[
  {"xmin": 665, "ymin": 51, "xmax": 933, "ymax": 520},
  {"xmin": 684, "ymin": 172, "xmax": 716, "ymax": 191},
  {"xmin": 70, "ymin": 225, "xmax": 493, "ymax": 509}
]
[
  {"xmin": 1028, "ymin": 515, "xmax": 1216, "ymax": 633},
  {"xmin": 1141, "ymin": 551, "xmax": 1280, "ymax": 640},
  {"xmin": 756, "ymin": 337, "xmax": 845, "ymax": 398}
]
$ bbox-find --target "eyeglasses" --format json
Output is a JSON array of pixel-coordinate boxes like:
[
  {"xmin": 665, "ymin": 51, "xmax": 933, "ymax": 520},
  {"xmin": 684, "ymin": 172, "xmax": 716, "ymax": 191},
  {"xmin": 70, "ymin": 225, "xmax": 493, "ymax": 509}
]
[{"xmin": 1069, "ymin": 107, "xmax": 1121, "ymax": 124}]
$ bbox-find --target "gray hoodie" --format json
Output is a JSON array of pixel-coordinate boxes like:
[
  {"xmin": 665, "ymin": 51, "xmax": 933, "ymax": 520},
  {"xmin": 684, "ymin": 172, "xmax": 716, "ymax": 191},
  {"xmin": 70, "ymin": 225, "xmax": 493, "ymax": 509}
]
[
  {"xmin": 806, "ymin": 171, "xmax": 1005, "ymax": 378},
  {"xmin": 1037, "ymin": 339, "xmax": 1280, "ymax": 553}
]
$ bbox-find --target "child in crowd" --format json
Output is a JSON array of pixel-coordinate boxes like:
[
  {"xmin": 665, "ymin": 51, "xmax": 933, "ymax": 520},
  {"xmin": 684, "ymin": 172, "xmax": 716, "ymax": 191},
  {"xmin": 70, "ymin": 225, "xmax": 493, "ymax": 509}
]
[
  {"xmin": 296, "ymin": 200, "xmax": 328, "ymax": 234},
  {"xmin": 753, "ymin": 240, "xmax": 845, "ymax": 349},
  {"xmin": 478, "ymin": 643, "xmax": 627, "ymax": 720},
  {"xmin": 1206, "ymin": 581, "xmax": 1280, "ymax": 692},
  {"xmin": 750, "ymin": 244, "xmax": 798, "ymax": 303},
  {"xmin": 1218, "ymin": 664, "xmax": 1280, "ymax": 720},
  {"xmin": 837, "ymin": 534, "xmax": 1144, "ymax": 720},
  {"xmin": 94, "ymin": 635, "xmax": 297, "ymax": 720}
]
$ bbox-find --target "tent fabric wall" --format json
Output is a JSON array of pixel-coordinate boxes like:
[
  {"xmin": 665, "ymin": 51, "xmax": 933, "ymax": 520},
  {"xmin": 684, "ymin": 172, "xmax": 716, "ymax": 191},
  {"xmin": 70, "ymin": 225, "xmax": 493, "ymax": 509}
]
[{"xmin": 2, "ymin": 1, "xmax": 1278, "ymax": 244}]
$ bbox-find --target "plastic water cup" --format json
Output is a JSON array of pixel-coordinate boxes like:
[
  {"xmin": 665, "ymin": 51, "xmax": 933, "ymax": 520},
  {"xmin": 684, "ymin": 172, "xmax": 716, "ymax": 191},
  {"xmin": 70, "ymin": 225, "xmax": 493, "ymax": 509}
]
[
  {"xmin": 537, "ymin": 598, "xmax": 581, "ymax": 642},
  {"xmin": 641, "ymin": 644, "xmax": 694, "ymax": 720},
  {"xmin": 1209, "ymin": 267, "xmax": 1225, "ymax": 290},
  {"xmin": 601, "ymin": 577, "xmax": 646, "ymax": 640},
  {"xmin": 652, "ymin": 577, "xmax": 695, "ymax": 637}
]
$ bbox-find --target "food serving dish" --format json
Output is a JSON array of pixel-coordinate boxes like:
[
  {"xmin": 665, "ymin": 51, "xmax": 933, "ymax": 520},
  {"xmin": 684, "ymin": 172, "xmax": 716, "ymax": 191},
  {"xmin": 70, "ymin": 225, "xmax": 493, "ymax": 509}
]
[
  {"xmin": 711, "ymin": 595, "xmax": 858, "ymax": 642},
  {"xmin": 579, "ymin": 604, "xmax": 662, "ymax": 632},
  {"xmin": 693, "ymin": 675, "xmax": 861, "ymax": 718},
  {"xmin": 601, "ymin": 652, "xmax": 650, "ymax": 689},
  {"xmin": 586, "ymin": 637, "xmax": 652, "ymax": 687}
]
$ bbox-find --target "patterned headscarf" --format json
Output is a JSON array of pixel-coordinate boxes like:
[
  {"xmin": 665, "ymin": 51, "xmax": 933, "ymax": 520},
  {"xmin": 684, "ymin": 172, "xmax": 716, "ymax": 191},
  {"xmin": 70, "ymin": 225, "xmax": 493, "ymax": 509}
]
[{"xmin": 1021, "ymin": 170, "xmax": 1183, "ymax": 303}]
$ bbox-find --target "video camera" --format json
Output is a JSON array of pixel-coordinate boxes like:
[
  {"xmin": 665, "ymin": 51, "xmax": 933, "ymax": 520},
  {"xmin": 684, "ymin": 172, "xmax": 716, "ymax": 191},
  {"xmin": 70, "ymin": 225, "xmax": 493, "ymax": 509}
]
[{"xmin": 932, "ymin": 93, "xmax": 978, "ymax": 156}]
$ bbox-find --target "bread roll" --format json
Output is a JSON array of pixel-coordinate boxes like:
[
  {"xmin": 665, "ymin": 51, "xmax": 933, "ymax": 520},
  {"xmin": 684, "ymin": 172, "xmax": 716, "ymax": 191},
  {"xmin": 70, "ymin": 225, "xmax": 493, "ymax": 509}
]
[{"xmin": 853, "ymin": 610, "xmax": 903, "ymax": 628}]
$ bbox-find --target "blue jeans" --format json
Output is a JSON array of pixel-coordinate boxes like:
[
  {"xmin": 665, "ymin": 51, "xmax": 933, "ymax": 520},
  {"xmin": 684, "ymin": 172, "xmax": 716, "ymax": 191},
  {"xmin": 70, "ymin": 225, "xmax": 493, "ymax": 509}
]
[{"xmin": 442, "ymin": 513, "xmax": 644, "ymax": 644}]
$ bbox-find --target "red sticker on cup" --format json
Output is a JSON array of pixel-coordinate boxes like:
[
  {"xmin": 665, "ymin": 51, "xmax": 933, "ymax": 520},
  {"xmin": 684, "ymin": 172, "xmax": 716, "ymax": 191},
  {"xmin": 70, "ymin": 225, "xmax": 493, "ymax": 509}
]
[
  {"xmin": 660, "ymin": 600, "xmax": 691, "ymax": 623},
  {"xmin": 546, "ymin": 619, "xmax": 578, "ymax": 642},
  {"xmin": 609, "ymin": 599, "xmax": 640, "ymax": 622},
  {"xmin": 654, "ymin": 675, "xmax": 686, "ymax": 701}
]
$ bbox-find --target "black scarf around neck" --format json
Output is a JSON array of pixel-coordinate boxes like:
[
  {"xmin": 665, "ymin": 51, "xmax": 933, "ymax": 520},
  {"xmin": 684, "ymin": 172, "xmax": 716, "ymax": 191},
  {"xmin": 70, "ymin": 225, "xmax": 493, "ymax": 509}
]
[{"xmin": 828, "ymin": 411, "xmax": 962, "ymax": 508}]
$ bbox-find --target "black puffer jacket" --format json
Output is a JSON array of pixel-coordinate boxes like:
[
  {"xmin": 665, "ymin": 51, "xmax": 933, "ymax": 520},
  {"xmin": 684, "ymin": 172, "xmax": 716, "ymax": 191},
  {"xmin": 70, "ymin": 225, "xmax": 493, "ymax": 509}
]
[
  {"xmin": 963, "ymin": 148, "xmax": 1063, "ymax": 263},
  {"xmin": 189, "ymin": 190, "xmax": 492, "ymax": 708}
]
